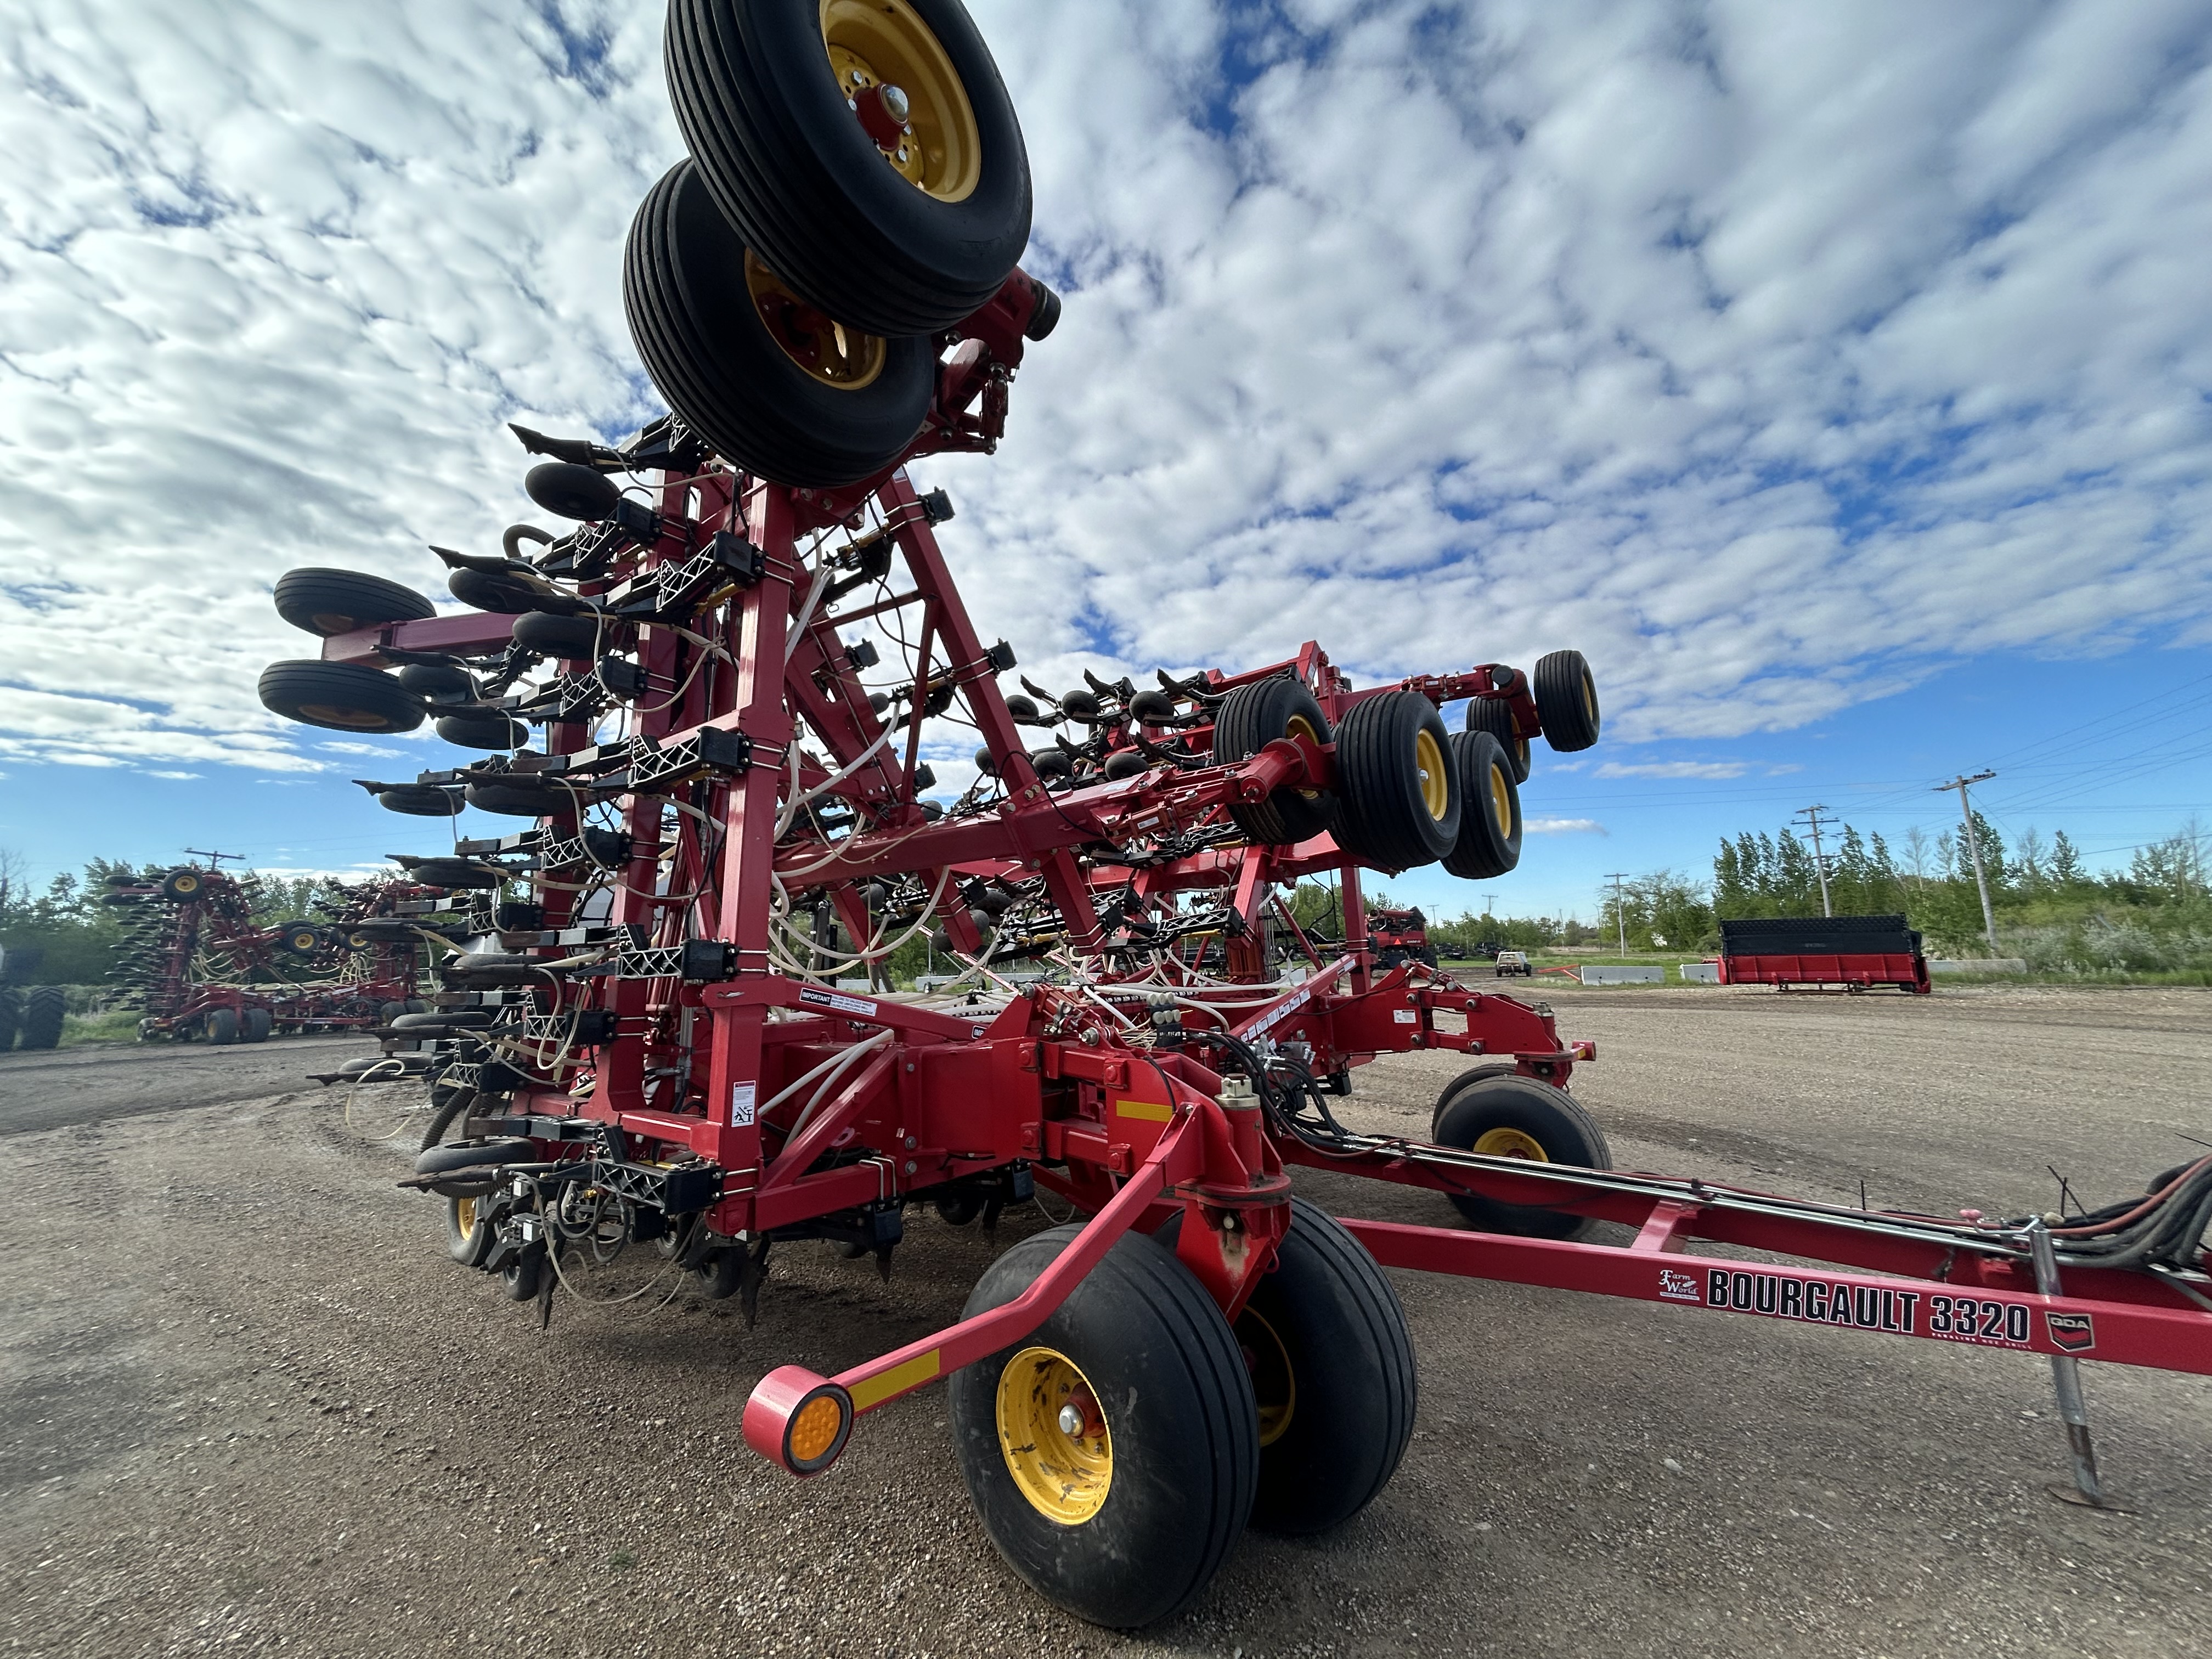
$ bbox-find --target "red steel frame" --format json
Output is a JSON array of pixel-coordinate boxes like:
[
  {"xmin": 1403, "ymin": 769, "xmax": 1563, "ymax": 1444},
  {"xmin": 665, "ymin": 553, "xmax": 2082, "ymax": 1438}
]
[{"xmin": 326, "ymin": 271, "xmax": 2212, "ymax": 1477}]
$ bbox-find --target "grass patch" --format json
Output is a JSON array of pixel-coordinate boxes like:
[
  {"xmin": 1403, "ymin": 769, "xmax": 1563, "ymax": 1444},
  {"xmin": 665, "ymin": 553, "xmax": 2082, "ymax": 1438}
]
[{"xmin": 60, "ymin": 1009, "xmax": 143, "ymax": 1046}]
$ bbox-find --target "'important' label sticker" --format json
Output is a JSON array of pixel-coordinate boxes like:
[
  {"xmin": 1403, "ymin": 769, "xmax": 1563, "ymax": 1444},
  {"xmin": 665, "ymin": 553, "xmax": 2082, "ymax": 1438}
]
[{"xmin": 730, "ymin": 1083, "xmax": 757, "ymax": 1127}]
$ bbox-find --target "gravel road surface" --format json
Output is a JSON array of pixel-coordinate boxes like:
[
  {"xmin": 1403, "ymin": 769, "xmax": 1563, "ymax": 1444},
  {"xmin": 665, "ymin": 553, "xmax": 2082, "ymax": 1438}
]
[{"xmin": 3, "ymin": 986, "xmax": 2208, "ymax": 1658}]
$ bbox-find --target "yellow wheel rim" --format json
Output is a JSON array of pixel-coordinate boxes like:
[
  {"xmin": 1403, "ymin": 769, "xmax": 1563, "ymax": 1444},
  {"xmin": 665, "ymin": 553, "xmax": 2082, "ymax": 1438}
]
[
  {"xmin": 1414, "ymin": 727, "xmax": 1448, "ymax": 821},
  {"xmin": 995, "ymin": 1346, "xmax": 1113, "ymax": 1525},
  {"xmin": 1285, "ymin": 712, "xmax": 1323, "ymax": 800},
  {"xmin": 1582, "ymin": 672, "xmax": 1598, "ymax": 721},
  {"xmin": 821, "ymin": 0, "xmax": 981, "ymax": 202},
  {"xmin": 171, "ymin": 874, "xmax": 200, "ymax": 894},
  {"xmin": 455, "ymin": 1195, "xmax": 479, "ymax": 1239},
  {"xmin": 745, "ymin": 250, "xmax": 887, "ymax": 391},
  {"xmin": 1237, "ymin": 1307, "xmax": 1296, "ymax": 1448},
  {"xmin": 1474, "ymin": 1126, "xmax": 1549, "ymax": 1161},
  {"xmin": 1488, "ymin": 760, "xmax": 1512, "ymax": 837}
]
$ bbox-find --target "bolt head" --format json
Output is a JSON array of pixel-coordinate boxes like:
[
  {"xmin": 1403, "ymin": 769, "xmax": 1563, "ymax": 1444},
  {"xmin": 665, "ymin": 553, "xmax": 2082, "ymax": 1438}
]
[{"xmin": 1058, "ymin": 1403, "xmax": 1084, "ymax": 1437}]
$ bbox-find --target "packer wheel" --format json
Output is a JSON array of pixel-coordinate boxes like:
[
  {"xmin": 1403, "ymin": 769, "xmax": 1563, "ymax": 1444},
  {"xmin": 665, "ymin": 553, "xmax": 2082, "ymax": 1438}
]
[
  {"xmin": 1431, "ymin": 1071, "xmax": 1610, "ymax": 1240},
  {"xmin": 950, "ymin": 1225, "xmax": 1257, "ymax": 1628},
  {"xmin": 241, "ymin": 1008, "xmax": 273, "ymax": 1043},
  {"xmin": 667, "ymin": 0, "xmax": 1032, "ymax": 336}
]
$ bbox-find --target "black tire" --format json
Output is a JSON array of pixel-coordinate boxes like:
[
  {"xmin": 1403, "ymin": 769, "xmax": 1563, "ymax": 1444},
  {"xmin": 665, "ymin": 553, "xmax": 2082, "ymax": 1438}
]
[
  {"xmin": 623, "ymin": 161, "xmax": 936, "ymax": 489},
  {"xmin": 274, "ymin": 920, "xmax": 323, "ymax": 956},
  {"xmin": 434, "ymin": 713, "xmax": 527, "ymax": 751},
  {"xmin": 503, "ymin": 1245, "xmax": 546, "ymax": 1301},
  {"xmin": 445, "ymin": 565, "xmax": 548, "ymax": 616},
  {"xmin": 667, "ymin": 0, "xmax": 1032, "ymax": 336},
  {"xmin": 405, "ymin": 859, "xmax": 504, "ymax": 890},
  {"xmin": 273, "ymin": 568, "xmax": 436, "ymax": 637},
  {"xmin": 1212, "ymin": 677, "xmax": 1336, "ymax": 847},
  {"xmin": 1333, "ymin": 691, "xmax": 1460, "ymax": 871},
  {"xmin": 1426, "ymin": 1063, "xmax": 1519, "ymax": 1138},
  {"xmin": 394, "ymin": 663, "xmax": 475, "ymax": 702},
  {"xmin": 1431, "ymin": 1073, "xmax": 1610, "ymax": 1240},
  {"xmin": 447, "ymin": 1194, "xmax": 495, "ymax": 1267},
  {"xmin": 523, "ymin": 462, "xmax": 620, "ymax": 523},
  {"xmin": 414, "ymin": 1136, "xmax": 538, "ymax": 1178},
  {"xmin": 379, "ymin": 1000, "xmax": 408, "ymax": 1028},
  {"xmin": 241, "ymin": 1008, "xmax": 273, "ymax": 1043},
  {"xmin": 19, "ymin": 986, "xmax": 66, "ymax": 1051},
  {"xmin": 512, "ymin": 611, "xmax": 605, "ymax": 659},
  {"xmin": 160, "ymin": 867, "xmax": 207, "ymax": 902},
  {"xmin": 0, "ymin": 986, "xmax": 21, "ymax": 1053},
  {"xmin": 1462, "ymin": 694, "xmax": 1531, "ymax": 783},
  {"xmin": 1532, "ymin": 650, "xmax": 1600, "ymax": 753},
  {"xmin": 1441, "ymin": 731, "xmax": 1523, "ymax": 880},
  {"xmin": 1158, "ymin": 1199, "xmax": 1415, "ymax": 1535},
  {"xmin": 259, "ymin": 661, "xmax": 425, "ymax": 735},
  {"xmin": 464, "ymin": 779, "xmax": 561, "ymax": 817},
  {"xmin": 376, "ymin": 784, "xmax": 462, "ymax": 818},
  {"xmin": 206, "ymin": 1006, "xmax": 240, "ymax": 1046},
  {"xmin": 935, "ymin": 1194, "xmax": 982, "ymax": 1226},
  {"xmin": 949, "ymin": 1225, "xmax": 1257, "ymax": 1628}
]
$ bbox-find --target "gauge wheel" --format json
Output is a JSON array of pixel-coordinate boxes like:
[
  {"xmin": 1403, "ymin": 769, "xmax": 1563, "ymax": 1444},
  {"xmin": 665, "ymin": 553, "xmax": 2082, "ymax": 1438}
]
[
  {"xmin": 258, "ymin": 661, "xmax": 425, "ymax": 736},
  {"xmin": 1212, "ymin": 676, "xmax": 1336, "ymax": 847},
  {"xmin": 1532, "ymin": 650, "xmax": 1600, "ymax": 752},
  {"xmin": 666, "ymin": 0, "xmax": 1032, "ymax": 335},
  {"xmin": 949, "ymin": 1225, "xmax": 1257, "ymax": 1628},
  {"xmin": 624, "ymin": 160, "xmax": 936, "ymax": 489},
  {"xmin": 1332, "ymin": 691, "xmax": 1460, "ymax": 871},
  {"xmin": 1462, "ymin": 693, "xmax": 1531, "ymax": 782},
  {"xmin": 1431, "ymin": 1071, "xmax": 1610, "ymax": 1240},
  {"xmin": 273, "ymin": 568, "xmax": 436, "ymax": 637},
  {"xmin": 1441, "ymin": 731, "xmax": 1523, "ymax": 880}
]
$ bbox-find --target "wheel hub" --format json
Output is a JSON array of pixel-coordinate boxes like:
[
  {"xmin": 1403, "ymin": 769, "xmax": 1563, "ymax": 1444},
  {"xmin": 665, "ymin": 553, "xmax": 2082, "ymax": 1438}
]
[
  {"xmin": 996, "ymin": 1346, "xmax": 1113, "ymax": 1524},
  {"xmin": 821, "ymin": 0, "xmax": 981, "ymax": 201}
]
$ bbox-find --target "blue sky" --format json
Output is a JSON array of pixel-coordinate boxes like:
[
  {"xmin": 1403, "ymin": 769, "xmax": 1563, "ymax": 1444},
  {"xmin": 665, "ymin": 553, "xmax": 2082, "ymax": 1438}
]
[{"xmin": 2, "ymin": 1, "xmax": 2209, "ymax": 923}]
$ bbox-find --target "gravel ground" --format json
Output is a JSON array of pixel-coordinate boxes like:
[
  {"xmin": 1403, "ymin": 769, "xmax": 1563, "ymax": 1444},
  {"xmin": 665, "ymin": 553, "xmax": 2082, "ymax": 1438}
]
[{"xmin": 2, "ymin": 985, "xmax": 2209, "ymax": 1658}]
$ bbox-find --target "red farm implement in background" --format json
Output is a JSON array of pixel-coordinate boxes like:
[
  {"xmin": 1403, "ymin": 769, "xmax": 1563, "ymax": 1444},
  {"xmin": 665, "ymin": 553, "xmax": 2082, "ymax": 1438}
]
[
  {"xmin": 1715, "ymin": 913, "xmax": 1933, "ymax": 995},
  {"xmin": 100, "ymin": 861, "xmax": 429, "ymax": 1042},
  {"xmin": 247, "ymin": 0, "xmax": 2211, "ymax": 1630}
]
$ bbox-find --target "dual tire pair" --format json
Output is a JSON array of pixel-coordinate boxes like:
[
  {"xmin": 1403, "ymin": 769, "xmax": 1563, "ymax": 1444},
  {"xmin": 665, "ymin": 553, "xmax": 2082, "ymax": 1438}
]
[
  {"xmin": 1213, "ymin": 679, "xmax": 1523, "ymax": 876},
  {"xmin": 951, "ymin": 1200, "xmax": 1414, "ymax": 1629},
  {"xmin": 634, "ymin": 0, "xmax": 1039, "ymax": 486}
]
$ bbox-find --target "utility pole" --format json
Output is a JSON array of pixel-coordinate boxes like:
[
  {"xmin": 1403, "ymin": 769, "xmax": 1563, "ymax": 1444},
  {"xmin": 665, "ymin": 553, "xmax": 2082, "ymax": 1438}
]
[
  {"xmin": 1604, "ymin": 873, "xmax": 1630, "ymax": 956},
  {"xmin": 1792, "ymin": 806, "xmax": 1835, "ymax": 917},
  {"xmin": 184, "ymin": 848, "xmax": 242, "ymax": 869},
  {"xmin": 1936, "ymin": 771, "xmax": 2000, "ymax": 954}
]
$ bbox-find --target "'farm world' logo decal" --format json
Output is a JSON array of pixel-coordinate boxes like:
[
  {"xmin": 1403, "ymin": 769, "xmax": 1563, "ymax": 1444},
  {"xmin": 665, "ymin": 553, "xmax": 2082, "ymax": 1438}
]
[
  {"xmin": 2045, "ymin": 1311, "xmax": 2096, "ymax": 1353},
  {"xmin": 1683, "ymin": 1267, "xmax": 2034, "ymax": 1350}
]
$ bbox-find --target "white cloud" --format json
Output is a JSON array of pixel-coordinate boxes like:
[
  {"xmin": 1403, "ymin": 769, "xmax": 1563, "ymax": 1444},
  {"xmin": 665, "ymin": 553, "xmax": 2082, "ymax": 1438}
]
[
  {"xmin": 145, "ymin": 769, "xmax": 202, "ymax": 779},
  {"xmin": 1526, "ymin": 816, "xmax": 1606, "ymax": 836},
  {"xmin": 1594, "ymin": 761, "xmax": 1751, "ymax": 780},
  {"xmin": 318, "ymin": 741, "xmax": 403, "ymax": 758},
  {"xmin": 0, "ymin": 0, "xmax": 2205, "ymax": 791}
]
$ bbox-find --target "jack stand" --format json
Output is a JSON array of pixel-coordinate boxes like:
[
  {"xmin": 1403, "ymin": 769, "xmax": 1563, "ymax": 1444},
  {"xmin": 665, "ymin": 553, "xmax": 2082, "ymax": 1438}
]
[{"xmin": 2027, "ymin": 1221, "xmax": 2121, "ymax": 1511}]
